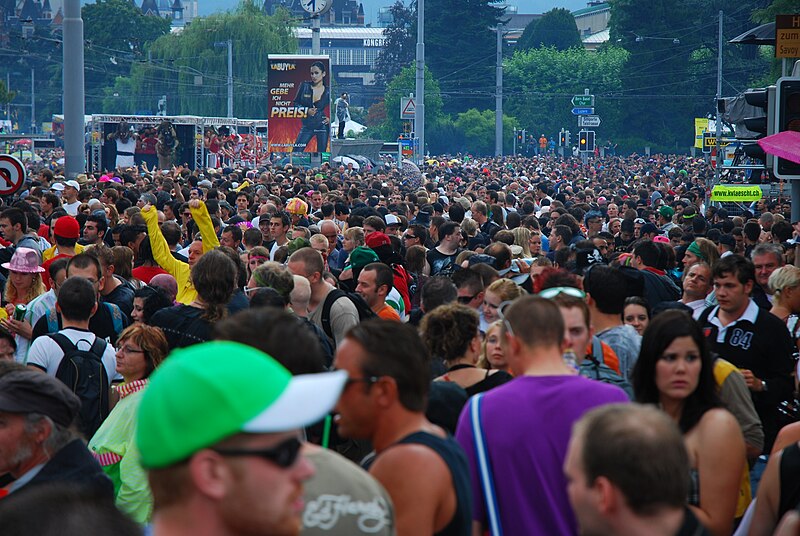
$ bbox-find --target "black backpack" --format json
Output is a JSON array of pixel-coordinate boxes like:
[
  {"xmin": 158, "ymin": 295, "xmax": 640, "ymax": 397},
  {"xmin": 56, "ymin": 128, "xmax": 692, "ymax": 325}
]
[
  {"xmin": 51, "ymin": 333, "xmax": 110, "ymax": 438},
  {"xmin": 320, "ymin": 288, "xmax": 377, "ymax": 340}
]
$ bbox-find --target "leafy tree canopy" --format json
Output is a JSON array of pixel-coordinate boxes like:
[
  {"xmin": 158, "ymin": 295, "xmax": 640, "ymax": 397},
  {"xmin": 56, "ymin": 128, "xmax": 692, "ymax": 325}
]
[
  {"xmin": 518, "ymin": 8, "xmax": 582, "ymax": 51},
  {"xmin": 454, "ymin": 108, "xmax": 519, "ymax": 155},
  {"xmin": 364, "ymin": 64, "xmax": 443, "ymax": 141},
  {"xmin": 374, "ymin": 1, "xmax": 417, "ymax": 87},
  {"xmin": 504, "ymin": 45, "xmax": 627, "ymax": 142},
  {"xmin": 425, "ymin": 0, "xmax": 504, "ymax": 114},
  {"xmin": 104, "ymin": 0, "xmax": 296, "ymax": 118}
]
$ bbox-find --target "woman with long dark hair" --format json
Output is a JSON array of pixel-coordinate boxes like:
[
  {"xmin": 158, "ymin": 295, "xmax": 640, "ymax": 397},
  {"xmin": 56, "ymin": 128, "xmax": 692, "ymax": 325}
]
[
  {"xmin": 632, "ymin": 310, "xmax": 745, "ymax": 536},
  {"xmin": 292, "ymin": 60, "xmax": 331, "ymax": 153},
  {"xmin": 150, "ymin": 249, "xmax": 236, "ymax": 350}
]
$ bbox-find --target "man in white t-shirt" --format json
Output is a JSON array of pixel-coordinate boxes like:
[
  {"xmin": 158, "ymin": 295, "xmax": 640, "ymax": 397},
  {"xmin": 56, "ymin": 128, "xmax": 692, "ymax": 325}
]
[
  {"xmin": 54, "ymin": 180, "xmax": 82, "ymax": 216},
  {"xmin": 27, "ymin": 276, "xmax": 117, "ymax": 382}
]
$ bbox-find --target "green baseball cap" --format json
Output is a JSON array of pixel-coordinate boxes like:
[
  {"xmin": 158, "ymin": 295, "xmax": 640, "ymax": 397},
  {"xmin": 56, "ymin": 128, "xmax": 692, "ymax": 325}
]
[
  {"xmin": 345, "ymin": 246, "xmax": 379, "ymax": 271},
  {"xmin": 136, "ymin": 341, "xmax": 346, "ymax": 469}
]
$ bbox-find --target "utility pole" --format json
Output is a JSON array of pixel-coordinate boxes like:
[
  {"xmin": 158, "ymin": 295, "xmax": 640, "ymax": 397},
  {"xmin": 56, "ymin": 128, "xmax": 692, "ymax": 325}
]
[
  {"xmin": 30, "ymin": 68, "xmax": 35, "ymax": 134},
  {"xmin": 414, "ymin": 0, "xmax": 425, "ymax": 164},
  {"xmin": 214, "ymin": 39, "xmax": 234, "ymax": 118},
  {"xmin": 63, "ymin": 0, "xmax": 85, "ymax": 179},
  {"xmin": 714, "ymin": 10, "xmax": 723, "ymax": 185},
  {"xmin": 227, "ymin": 39, "xmax": 233, "ymax": 118},
  {"xmin": 312, "ymin": 14, "xmax": 320, "ymax": 55},
  {"xmin": 495, "ymin": 23, "xmax": 503, "ymax": 157}
]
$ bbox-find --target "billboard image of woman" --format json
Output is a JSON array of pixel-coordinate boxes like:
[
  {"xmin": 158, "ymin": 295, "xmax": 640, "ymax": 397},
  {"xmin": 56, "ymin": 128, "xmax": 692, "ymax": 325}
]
[{"xmin": 268, "ymin": 55, "xmax": 331, "ymax": 153}]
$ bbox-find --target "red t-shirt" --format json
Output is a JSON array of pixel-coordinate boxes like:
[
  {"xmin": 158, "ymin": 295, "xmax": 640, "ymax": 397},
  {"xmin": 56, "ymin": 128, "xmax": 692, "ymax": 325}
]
[{"xmin": 132, "ymin": 265, "xmax": 168, "ymax": 284}]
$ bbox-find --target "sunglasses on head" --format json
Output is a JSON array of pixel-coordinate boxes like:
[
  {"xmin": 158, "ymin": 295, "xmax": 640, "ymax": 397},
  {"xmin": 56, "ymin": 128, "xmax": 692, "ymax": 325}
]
[
  {"xmin": 212, "ymin": 436, "xmax": 302, "ymax": 469},
  {"xmin": 538, "ymin": 286, "xmax": 586, "ymax": 300}
]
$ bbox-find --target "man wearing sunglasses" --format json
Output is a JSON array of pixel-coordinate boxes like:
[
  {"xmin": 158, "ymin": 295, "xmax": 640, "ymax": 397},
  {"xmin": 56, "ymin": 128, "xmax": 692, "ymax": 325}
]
[
  {"xmin": 334, "ymin": 321, "xmax": 472, "ymax": 535},
  {"xmin": 137, "ymin": 341, "xmax": 347, "ymax": 536}
]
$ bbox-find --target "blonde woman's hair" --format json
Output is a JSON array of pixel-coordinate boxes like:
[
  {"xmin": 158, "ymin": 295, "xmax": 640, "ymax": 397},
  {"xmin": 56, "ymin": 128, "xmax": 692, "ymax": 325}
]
[
  {"xmin": 512, "ymin": 227, "xmax": 532, "ymax": 258},
  {"xmin": 485, "ymin": 278, "xmax": 526, "ymax": 303},
  {"xmin": 4, "ymin": 272, "xmax": 45, "ymax": 306},
  {"xmin": 769, "ymin": 265, "xmax": 800, "ymax": 301}
]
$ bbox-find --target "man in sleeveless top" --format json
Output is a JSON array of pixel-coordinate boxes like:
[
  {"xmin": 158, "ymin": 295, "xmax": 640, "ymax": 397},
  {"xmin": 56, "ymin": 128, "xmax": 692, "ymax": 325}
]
[{"xmin": 333, "ymin": 320, "xmax": 472, "ymax": 536}]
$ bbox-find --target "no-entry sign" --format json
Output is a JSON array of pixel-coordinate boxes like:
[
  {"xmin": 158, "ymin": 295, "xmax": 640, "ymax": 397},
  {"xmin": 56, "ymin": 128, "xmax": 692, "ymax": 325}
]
[{"xmin": 0, "ymin": 155, "xmax": 26, "ymax": 196}]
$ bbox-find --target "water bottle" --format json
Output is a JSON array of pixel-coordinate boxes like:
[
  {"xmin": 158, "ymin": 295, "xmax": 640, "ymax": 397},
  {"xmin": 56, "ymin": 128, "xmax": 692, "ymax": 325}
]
[{"xmin": 563, "ymin": 349, "xmax": 580, "ymax": 374}]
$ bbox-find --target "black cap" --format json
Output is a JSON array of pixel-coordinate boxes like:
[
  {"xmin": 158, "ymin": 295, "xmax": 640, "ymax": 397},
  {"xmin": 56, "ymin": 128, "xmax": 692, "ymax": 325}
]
[
  {"xmin": 0, "ymin": 370, "xmax": 80, "ymax": 427},
  {"xmin": 640, "ymin": 222, "xmax": 659, "ymax": 235}
]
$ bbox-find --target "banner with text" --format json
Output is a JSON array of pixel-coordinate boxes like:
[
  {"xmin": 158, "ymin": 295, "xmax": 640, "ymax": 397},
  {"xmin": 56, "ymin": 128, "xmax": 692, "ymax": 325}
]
[
  {"xmin": 710, "ymin": 185, "xmax": 763, "ymax": 202},
  {"xmin": 268, "ymin": 55, "xmax": 331, "ymax": 153},
  {"xmin": 694, "ymin": 118, "xmax": 708, "ymax": 149}
]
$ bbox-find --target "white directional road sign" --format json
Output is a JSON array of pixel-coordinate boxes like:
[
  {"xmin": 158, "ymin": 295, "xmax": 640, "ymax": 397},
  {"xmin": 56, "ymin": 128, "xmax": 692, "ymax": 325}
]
[
  {"xmin": 572, "ymin": 95, "xmax": 594, "ymax": 107},
  {"xmin": 578, "ymin": 115, "xmax": 601, "ymax": 127}
]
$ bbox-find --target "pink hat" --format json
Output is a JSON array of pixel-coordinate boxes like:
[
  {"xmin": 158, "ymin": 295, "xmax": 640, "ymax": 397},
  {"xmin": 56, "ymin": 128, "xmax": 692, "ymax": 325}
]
[
  {"xmin": 653, "ymin": 235, "xmax": 670, "ymax": 244},
  {"xmin": 2, "ymin": 247, "xmax": 44, "ymax": 273}
]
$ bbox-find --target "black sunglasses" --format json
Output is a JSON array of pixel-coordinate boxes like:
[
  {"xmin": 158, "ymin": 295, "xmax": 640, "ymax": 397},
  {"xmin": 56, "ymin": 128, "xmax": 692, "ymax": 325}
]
[
  {"xmin": 212, "ymin": 436, "xmax": 302, "ymax": 469},
  {"xmin": 457, "ymin": 293, "xmax": 478, "ymax": 304}
]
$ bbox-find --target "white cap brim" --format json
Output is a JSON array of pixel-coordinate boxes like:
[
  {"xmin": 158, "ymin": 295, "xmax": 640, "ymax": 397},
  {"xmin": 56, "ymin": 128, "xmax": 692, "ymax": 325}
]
[{"xmin": 242, "ymin": 370, "xmax": 347, "ymax": 433}]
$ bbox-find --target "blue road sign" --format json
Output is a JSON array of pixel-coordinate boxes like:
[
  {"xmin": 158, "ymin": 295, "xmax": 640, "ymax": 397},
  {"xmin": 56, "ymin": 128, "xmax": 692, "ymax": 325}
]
[{"xmin": 572, "ymin": 107, "xmax": 595, "ymax": 115}]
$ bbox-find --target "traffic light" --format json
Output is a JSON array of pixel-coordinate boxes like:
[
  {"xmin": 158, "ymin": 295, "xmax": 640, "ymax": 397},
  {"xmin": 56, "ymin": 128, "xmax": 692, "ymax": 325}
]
[
  {"xmin": 579, "ymin": 131, "xmax": 588, "ymax": 151},
  {"xmin": 775, "ymin": 77, "xmax": 800, "ymax": 179},
  {"xmin": 521, "ymin": 129, "xmax": 526, "ymax": 145},
  {"xmin": 559, "ymin": 130, "xmax": 566, "ymax": 147},
  {"xmin": 740, "ymin": 86, "xmax": 775, "ymax": 164},
  {"xmin": 579, "ymin": 131, "xmax": 595, "ymax": 152},
  {"xmin": 516, "ymin": 130, "xmax": 523, "ymax": 144},
  {"xmin": 565, "ymin": 130, "xmax": 570, "ymax": 147}
]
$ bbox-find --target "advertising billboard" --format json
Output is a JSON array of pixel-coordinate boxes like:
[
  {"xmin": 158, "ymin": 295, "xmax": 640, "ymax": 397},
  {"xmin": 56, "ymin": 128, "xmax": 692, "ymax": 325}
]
[{"xmin": 267, "ymin": 55, "xmax": 331, "ymax": 153}]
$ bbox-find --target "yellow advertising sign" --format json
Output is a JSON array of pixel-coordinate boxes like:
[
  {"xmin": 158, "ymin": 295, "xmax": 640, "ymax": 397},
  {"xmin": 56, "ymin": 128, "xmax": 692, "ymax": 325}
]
[
  {"xmin": 694, "ymin": 118, "xmax": 708, "ymax": 149},
  {"xmin": 702, "ymin": 133, "xmax": 732, "ymax": 149},
  {"xmin": 710, "ymin": 185, "xmax": 763, "ymax": 202},
  {"xmin": 776, "ymin": 15, "xmax": 800, "ymax": 59}
]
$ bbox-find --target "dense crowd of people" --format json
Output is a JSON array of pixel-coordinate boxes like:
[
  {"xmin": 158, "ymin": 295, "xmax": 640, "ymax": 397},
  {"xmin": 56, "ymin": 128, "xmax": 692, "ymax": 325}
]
[{"xmin": 0, "ymin": 151, "xmax": 799, "ymax": 536}]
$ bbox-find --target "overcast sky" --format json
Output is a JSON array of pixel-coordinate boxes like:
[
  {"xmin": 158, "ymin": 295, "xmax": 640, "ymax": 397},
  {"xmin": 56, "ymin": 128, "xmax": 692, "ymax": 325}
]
[{"xmin": 196, "ymin": 0, "xmax": 593, "ymax": 22}]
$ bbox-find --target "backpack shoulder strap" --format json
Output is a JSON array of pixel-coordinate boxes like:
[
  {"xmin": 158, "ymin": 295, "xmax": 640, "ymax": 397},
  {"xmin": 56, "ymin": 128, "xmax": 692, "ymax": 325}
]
[
  {"xmin": 321, "ymin": 288, "xmax": 346, "ymax": 339},
  {"xmin": 48, "ymin": 332, "xmax": 74, "ymax": 355},
  {"xmin": 89, "ymin": 336, "xmax": 108, "ymax": 359}
]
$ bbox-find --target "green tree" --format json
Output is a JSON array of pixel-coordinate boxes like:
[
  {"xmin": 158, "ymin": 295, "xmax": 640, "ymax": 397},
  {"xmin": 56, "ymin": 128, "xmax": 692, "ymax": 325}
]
[
  {"xmin": 364, "ymin": 64, "xmax": 444, "ymax": 142},
  {"xmin": 610, "ymin": 0, "xmax": 705, "ymax": 147},
  {"xmin": 454, "ymin": 108, "xmax": 519, "ymax": 155},
  {"xmin": 504, "ymin": 45, "xmax": 628, "ymax": 145},
  {"xmin": 105, "ymin": 1, "xmax": 296, "ymax": 118},
  {"xmin": 425, "ymin": 0, "xmax": 504, "ymax": 115},
  {"xmin": 82, "ymin": 0, "xmax": 171, "ymax": 113},
  {"xmin": 518, "ymin": 8, "xmax": 582, "ymax": 51},
  {"xmin": 374, "ymin": 1, "xmax": 417, "ymax": 87},
  {"xmin": 0, "ymin": 79, "xmax": 16, "ymax": 110}
]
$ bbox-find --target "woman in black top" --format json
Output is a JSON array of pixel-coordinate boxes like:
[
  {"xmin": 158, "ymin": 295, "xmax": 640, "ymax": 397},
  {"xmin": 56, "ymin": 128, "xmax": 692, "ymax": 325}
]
[
  {"xmin": 150, "ymin": 250, "xmax": 236, "ymax": 351},
  {"xmin": 292, "ymin": 60, "xmax": 331, "ymax": 153},
  {"xmin": 421, "ymin": 303, "xmax": 512, "ymax": 397}
]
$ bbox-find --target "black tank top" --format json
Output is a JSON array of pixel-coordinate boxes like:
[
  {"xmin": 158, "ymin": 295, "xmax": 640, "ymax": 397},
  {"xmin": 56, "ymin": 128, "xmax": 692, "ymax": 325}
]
[
  {"xmin": 384, "ymin": 431, "xmax": 473, "ymax": 536},
  {"xmin": 779, "ymin": 442, "xmax": 800, "ymax": 517}
]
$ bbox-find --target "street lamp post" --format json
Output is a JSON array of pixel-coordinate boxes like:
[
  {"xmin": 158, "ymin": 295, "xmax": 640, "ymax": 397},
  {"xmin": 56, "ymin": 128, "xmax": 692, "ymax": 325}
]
[{"xmin": 214, "ymin": 39, "xmax": 233, "ymax": 118}]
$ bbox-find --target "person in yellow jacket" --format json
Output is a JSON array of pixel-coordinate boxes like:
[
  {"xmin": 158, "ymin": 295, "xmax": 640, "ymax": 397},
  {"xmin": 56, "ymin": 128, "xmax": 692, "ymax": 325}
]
[{"xmin": 141, "ymin": 199, "xmax": 219, "ymax": 305}]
